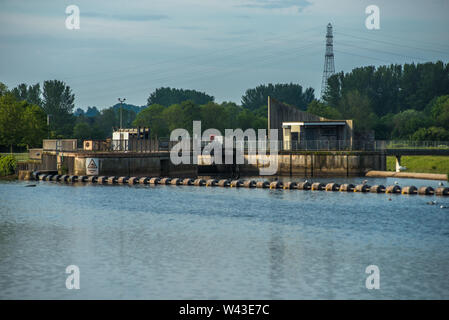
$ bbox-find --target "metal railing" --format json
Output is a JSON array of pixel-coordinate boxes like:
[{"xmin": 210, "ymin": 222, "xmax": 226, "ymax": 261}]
[
  {"xmin": 109, "ymin": 139, "xmax": 170, "ymax": 152},
  {"xmin": 43, "ymin": 139, "xmax": 77, "ymax": 152},
  {"xmin": 41, "ymin": 138, "xmax": 449, "ymax": 153},
  {"xmin": 383, "ymin": 140, "xmax": 449, "ymax": 150},
  {"xmin": 283, "ymin": 140, "xmax": 376, "ymax": 151}
]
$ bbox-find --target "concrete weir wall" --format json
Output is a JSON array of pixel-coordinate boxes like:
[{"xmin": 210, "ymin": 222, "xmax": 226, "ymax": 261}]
[
  {"xmin": 37, "ymin": 151, "xmax": 385, "ymax": 177},
  {"xmin": 73, "ymin": 153, "xmax": 197, "ymax": 177},
  {"xmin": 237, "ymin": 152, "xmax": 386, "ymax": 177},
  {"xmin": 32, "ymin": 151, "xmax": 196, "ymax": 177}
]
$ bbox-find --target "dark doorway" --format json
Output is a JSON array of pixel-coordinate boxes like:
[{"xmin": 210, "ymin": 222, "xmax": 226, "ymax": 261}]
[{"xmin": 160, "ymin": 159, "xmax": 169, "ymax": 177}]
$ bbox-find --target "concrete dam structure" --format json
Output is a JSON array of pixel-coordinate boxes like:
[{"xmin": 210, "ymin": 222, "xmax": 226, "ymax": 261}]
[{"xmin": 27, "ymin": 149, "xmax": 386, "ymax": 178}]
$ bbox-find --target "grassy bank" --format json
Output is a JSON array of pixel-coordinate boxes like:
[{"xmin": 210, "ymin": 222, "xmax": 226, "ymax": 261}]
[{"xmin": 387, "ymin": 156, "xmax": 449, "ymax": 177}]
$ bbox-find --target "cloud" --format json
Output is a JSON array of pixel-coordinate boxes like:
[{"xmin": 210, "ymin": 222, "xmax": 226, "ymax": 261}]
[
  {"xmin": 82, "ymin": 12, "xmax": 169, "ymax": 21},
  {"xmin": 238, "ymin": 0, "xmax": 312, "ymax": 12}
]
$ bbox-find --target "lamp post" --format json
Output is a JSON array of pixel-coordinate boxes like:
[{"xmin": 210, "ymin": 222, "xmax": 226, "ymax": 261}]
[
  {"xmin": 47, "ymin": 114, "xmax": 51, "ymax": 139},
  {"xmin": 118, "ymin": 98, "xmax": 126, "ymax": 129}
]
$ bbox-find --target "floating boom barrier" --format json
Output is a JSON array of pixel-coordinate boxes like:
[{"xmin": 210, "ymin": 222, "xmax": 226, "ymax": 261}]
[{"xmin": 31, "ymin": 172, "xmax": 449, "ymax": 197}]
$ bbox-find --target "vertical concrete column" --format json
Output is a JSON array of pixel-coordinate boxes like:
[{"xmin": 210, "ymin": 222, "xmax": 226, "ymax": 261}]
[{"xmin": 395, "ymin": 155, "xmax": 402, "ymax": 172}]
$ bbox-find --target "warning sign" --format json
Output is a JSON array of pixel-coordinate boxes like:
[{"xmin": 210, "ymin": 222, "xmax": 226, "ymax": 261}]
[{"xmin": 86, "ymin": 158, "xmax": 99, "ymax": 175}]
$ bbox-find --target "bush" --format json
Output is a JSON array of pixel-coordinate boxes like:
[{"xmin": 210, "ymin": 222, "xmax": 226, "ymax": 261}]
[
  {"xmin": 0, "ymin": 155, "xmax": 17, "ymax": 176},
  {"xmin": 412, "ymin": 126, "xmax": 449, "ymax": 141}
]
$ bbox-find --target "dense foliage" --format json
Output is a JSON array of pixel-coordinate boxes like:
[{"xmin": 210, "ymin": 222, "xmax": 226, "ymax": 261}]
[
  {"xmin": 0, "ymin": 154, "xmax": 17, "ymax": 176},
  {"xmin": 241, "ymin": 83, "xmax": 315, "ymax": 111},
  {"xmin": 320, "ymin": 61, "xmax": 449, "ymax": 139},
  {"xmin": 147, "ymin": 87, "xmax": 214, "ymax": 107},
  {"xmin": 133, "ymin": 101, "xmax": 267, "ymax": 138},
  {"xmin": 0, "ymin": 93, "xmax": 47, "ymax": 150}
]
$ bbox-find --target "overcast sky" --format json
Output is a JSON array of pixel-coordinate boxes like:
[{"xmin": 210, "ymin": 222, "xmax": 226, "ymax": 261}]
[{"xmin": 0, "ymin": 0, "xmax": 448, "ymax": 109}]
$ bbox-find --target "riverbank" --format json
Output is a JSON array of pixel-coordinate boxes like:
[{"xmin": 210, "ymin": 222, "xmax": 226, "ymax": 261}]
[
  {"xmin": 366, "ymin": 170, "xmax": 448, "ymax": 181},
  {"xmin": 386, "ymin": 155, "xmax": 449, "ymax": 175},
  {"xmin": 0, "ymin": 173, "xmax": 18, "ymax": 181}
]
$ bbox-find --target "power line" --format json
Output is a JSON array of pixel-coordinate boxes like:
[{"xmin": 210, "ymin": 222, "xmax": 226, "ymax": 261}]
[
  {"xmin": 338, "ymin": 41, "xmax": 431, "ymax": 62},
  {"xmin": 68, "ymin": 39, "xmax": 323, "ymax": 90},
  {"xmin": 75, "ymin": 44, "xmax": 324, "ymax": 102},
  {"xmin": 335, "ymin": 30, "xmax": 449, "ymax": 56},
  {"xmin": 52, "ymin": 25, "xmax": 325, "ymax": 83},
  {"xmin": 336, "ymin": 25, "xmax": 449, "ymax": 51},
  {"xmin": 334, "ymin": 49, "xmax": 395, "ymax": 64}
]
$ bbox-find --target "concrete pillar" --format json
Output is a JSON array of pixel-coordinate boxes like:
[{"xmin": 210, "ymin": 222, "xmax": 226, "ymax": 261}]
[{"xmin": 395, "ymin": 155, "xmax": 402, "ymax": 172}]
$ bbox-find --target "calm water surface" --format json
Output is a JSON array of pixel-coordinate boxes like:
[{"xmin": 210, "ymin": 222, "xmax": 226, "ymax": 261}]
[{"xmin": 1, "ymin": 177, "xmax": 449, "ymax": 299}]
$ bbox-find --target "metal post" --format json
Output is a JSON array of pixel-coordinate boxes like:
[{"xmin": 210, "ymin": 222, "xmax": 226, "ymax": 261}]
[
  {"xmin": 47, "ymin": 114, "xmax": 50, "ymax": 139},
  {"xmin": 118, "ymin": 98, "xmax": 126, "ymax": 129}
]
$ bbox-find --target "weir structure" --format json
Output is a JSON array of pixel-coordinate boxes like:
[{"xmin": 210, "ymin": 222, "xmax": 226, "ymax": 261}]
[
  {"xmin": 19, "ymin": 98, "xmax": 449, "ymax": 178},
  {"xmin": 19, "ymin": 141, "xmax": 449, "ymax": 179}
]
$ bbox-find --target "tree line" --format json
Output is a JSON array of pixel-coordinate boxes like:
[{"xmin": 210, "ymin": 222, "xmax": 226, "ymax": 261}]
[
  {"xmin": 1, "ymin": 60, "xmax": 448, "ymax": 151},
  {"xmin": 315, "ymin": 61, "xmax": 449, "ymax": 140},
  {"xmin": 0, "ymin": 82, "xmax": 313, "ymax": 148}
]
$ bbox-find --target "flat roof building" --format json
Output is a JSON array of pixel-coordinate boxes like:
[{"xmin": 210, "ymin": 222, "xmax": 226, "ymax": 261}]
[{"xmin": 268, "ymin": 97, "xmax": 354, "ymax": 150}]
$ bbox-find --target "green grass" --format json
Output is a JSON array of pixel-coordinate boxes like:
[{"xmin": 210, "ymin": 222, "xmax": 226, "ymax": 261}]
[
  {"xmin": 387, "ymin": 155, "xmax": 449, "ymax": 176},
  {"xmin": 0, "ymin": 153, "xmax": 29, "ymax": 162}
]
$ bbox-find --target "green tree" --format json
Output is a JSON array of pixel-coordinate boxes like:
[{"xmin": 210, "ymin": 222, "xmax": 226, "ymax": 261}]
[
  {"xmin": 22, "ymin": 104, "xmax": 47, "ymax": 147},
  {"xmin": 0, "ymin": 94, "xmax": 46, "ymax": 150},
  {"xmin": 11, "ymin": 83, "xmax": 42, "ymax": 106},
  {"xmin": 200, "ymin": 102, "xmax": 230, "ymax": 132},
  {"xmin": 147, "ymin": 87, "xmax": 214, "ymax": 107},
  {"xmin": 73, "ymin": 122, "xmax": 93, "ymax": 140},
  {"xmin": 307, "ymin": 100, "xmax": 342, "ymax": 119},
  {"xmin": 133, "ymin": 104, "xmax": 169, "ymax": 138},
  {"xmin": 429, "ymin": 95, "xmax": 449, "ymax": 129},
  {"xmin": 391, "ymin": 109, "xmax": 431, "ymax": 139},
  {"xmin": 177, "ymin": 100, "xmax": 202, "ymax": 133},
  {"xmin": 0, "ymin": 82, "xmax": 8, "ymax": 96},
  {"xmin": 236, "ymin": 109, "xmax": 255, "ymax": 130},
  {"xmin": 0, "ymin": 155, "xmax": 17, "ymax": 176},
  {"xmin": 162, "ymin": 103, "xmax": 184, "ymax": 132},
  {"xmin": 412, "ymin": 127, "xmax": 449, "ymax": 141},
  {"xmin": 338, "ymin": 90, "xmax": 378, "ymax": 133},
  {"xmin": 324, "ymin": 61, "xmax": 449, "ymax": 118},
  {"xmin": 241, "ymin": 83, "xmax": 315, "ymax": 111},
  {"xmin": 42, "ymin": 80, "xmax": 75, "ymax": 137},
  {"xmin": 0, "ymin": 94, "xmax": 26, "ymax": 151}
]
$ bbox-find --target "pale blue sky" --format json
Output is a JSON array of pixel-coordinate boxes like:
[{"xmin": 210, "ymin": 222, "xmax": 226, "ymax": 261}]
[{"xmin": 0, "ymin": 0, "xmax": 448, "ymax": 109}]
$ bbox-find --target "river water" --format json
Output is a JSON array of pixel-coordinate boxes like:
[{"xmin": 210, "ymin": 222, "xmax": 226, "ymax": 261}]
[{"xmin": 1, "ymin": 177, "xmax": 449, "ymax": 299}]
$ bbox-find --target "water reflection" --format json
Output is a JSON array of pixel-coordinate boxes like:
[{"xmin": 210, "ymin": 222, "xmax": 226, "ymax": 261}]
[{"xmin": 0, "ymin": 177, "xmax": 448, "ymax": 299}]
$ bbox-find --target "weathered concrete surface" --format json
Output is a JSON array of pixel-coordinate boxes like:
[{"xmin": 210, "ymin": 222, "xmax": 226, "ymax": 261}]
[
  {"xmin": 73, "ymin": 152, "xmax": 197, "ymax": 177},
  {"xmin": 18, "ymin": 170, "xmax": 32, "ymax": 180},
  {"xmin": 366, "ymin": 170, "xmax": 448, "ymax": 181},
  {"xmin": 238, "ymin": 152, "xmax": 385, "ymax": 177},
  {"xmin": 28, "ymin": 150, "xmax": 384, "ymax": 178}
]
